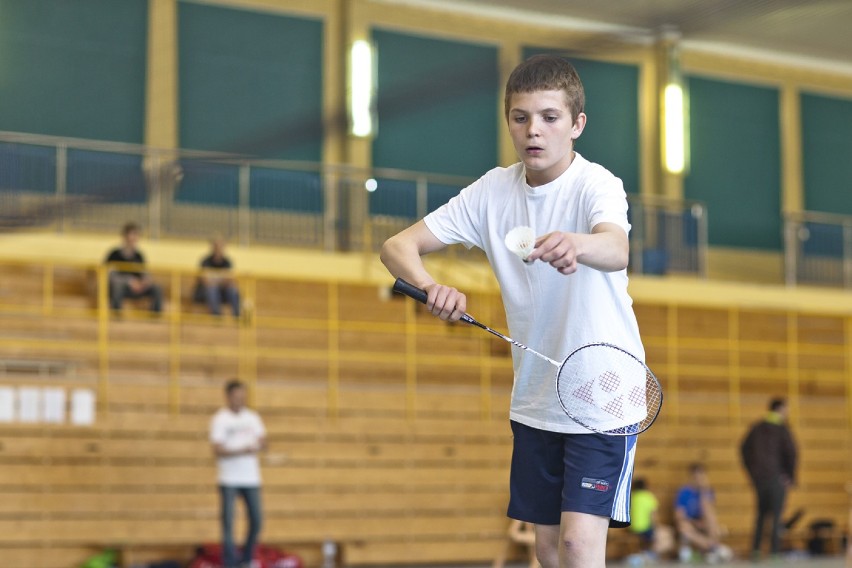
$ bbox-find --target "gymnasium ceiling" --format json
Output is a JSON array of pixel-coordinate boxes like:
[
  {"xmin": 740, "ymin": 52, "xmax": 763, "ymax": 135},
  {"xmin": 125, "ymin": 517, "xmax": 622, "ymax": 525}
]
[{"xmin": 388, "ymin": 0, "xmax": 852, "ymax": 71}]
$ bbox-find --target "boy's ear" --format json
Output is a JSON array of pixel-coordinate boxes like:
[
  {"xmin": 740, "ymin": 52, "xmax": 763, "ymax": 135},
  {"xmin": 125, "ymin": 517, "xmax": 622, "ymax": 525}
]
[{"xmin": 571, "ymin": 113, "xmax": 587, "ymax": 140}]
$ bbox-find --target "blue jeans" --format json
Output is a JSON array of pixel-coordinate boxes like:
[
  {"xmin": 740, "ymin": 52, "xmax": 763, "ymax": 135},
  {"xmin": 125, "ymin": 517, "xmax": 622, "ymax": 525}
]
[
  {"xmin": 205, "ymin": 283, "xmax": 240, "ymax": 316},
  {"xmin": 219, "ymin": 485, "xmax": 262, "ymax": 567},
  {"xmin": 109, "ymin": 273, "xmax": 162, "ymax": 312}
]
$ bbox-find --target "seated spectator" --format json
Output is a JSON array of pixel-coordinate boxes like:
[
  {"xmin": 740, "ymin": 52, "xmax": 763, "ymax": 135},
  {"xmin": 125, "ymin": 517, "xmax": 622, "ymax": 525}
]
[
  {"xmin": 195, "ymin": 235, "xmax": 240, "ymax": 317},
  {"xmin": 628, "ymin": 478, "xmax": 674, "ymax": 564},
  {"xmin": 674, "ymin": 463, "xmax": 733, "ymax": 564},
  {"xmin": 104, "ymin": 222, "xmax": 162, "ymax": 313}
]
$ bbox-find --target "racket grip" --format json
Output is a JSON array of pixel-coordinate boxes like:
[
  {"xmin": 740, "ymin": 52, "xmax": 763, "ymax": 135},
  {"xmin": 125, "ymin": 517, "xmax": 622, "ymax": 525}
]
[
  {"xmin": 392, "ymin": 278, "xmax": 428, "ymax": 304},
  {"xmin": 392, "ymin": 278, "xmax": 484, "ymax": 330}
]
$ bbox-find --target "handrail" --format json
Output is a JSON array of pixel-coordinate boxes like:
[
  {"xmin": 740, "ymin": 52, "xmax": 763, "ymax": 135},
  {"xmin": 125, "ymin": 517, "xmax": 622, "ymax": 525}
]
[
  {"xmin": 784, "ymin": 210, "xmax": 852, "ymax": 288},
  {"xmin": 2, "ymin": 130, "xmax": 706, "ymax": 276}
]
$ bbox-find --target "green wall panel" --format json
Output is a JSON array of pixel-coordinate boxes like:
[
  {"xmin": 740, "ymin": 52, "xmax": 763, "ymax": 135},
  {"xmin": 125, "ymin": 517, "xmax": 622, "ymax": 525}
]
[
  {"xmin": 178, "ymin": 2, "xmax": 323, "ymax": 160},
  {"xmin": 372, "ymin": 29, "xmax": 499, "ymax": 178},
  {"xmin": 801, "ymin": 92, "xmax": 852, "ymax": 215},
  {"xmin": 684, "ymin": 76, "xmax": 781, "ymax": 250},
  {"xmin": 0, "ymin": 0, "xmax": 147, "ymax": 142},
  {"xmin": 522, "ymin": 49, "xmax": 641, "ymax": 194}
]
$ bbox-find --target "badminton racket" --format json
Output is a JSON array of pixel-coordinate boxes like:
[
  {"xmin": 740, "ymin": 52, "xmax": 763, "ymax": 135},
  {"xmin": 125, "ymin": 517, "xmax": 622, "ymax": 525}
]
[{"xmin": 392, "ymin": 278, "xmax": 662, "ymax": 435}]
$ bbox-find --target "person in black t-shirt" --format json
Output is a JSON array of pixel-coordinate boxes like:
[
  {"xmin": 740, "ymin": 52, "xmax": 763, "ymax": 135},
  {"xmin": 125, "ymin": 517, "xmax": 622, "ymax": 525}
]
[
  {"xmin": 104, "ymin": 222, "xmax": 162, "ymax": 313},
  {"xmin": 196, "ymin": 236, "xmax": 240, "ymax": 317}
]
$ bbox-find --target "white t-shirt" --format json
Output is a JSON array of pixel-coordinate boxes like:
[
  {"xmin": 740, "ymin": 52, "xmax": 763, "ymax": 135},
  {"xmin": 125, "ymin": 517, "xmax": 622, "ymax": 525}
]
[
  {"xmin": 210, "ymin": 407, "xmax": 266, "ymax": 486},
  {"xmin": 423, "ymin": 154, "xmax": 644, "ymax": 433}
]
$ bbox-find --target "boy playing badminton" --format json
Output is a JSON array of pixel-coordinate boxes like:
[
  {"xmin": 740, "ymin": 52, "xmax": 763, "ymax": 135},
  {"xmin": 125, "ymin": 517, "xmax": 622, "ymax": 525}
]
[{"xmin": 381, "ymin": 54, "xmax": 643, "ymax": 568}]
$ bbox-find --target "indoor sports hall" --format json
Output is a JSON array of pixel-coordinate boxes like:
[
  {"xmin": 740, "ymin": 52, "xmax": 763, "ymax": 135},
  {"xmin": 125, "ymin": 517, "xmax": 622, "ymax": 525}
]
[{"xmin": 1, "ymin": 1, "xmax": 851, "ymax": 567}]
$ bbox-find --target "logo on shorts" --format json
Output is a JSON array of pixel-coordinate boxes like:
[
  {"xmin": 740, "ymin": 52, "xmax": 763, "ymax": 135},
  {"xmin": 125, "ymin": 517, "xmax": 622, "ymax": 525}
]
[{"xmin": 581, "ymin": 477, "xmax": 610, "ymax": 492}]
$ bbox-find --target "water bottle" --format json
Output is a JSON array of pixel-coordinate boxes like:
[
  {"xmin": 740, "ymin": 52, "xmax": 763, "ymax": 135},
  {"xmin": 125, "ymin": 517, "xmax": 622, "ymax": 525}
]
[{"xmin": 321, "ymin": 539, "xmax": 338, "ymax": 568}]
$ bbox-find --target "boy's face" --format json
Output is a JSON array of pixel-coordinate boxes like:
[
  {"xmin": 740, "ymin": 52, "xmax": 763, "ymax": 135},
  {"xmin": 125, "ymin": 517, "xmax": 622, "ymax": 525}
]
[
  {"xmin": 226, "ymin": 386, "xmax": 246, "ymax": 411},
  {"xmin": 123, "ymin": 230, "xmax": 140, "ymax": 250},
  {"xmin": 507, "ymin": 89, "xmax": 585, "ymax": 187}
]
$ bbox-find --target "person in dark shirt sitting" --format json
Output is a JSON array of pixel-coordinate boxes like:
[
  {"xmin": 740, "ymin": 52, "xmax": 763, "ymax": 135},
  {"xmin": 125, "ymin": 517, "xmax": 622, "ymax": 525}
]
[
  {"xmin": 104, "ymin": 222, "xmax": 162, "ymax": 313},
  {"xmin": 196, "ymin": 236, "xmax": 240, "ymax": 317}
]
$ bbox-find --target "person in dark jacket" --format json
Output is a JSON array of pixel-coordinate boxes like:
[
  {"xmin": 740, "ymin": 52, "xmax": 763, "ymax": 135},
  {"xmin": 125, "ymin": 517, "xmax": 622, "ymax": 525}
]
[{"xmin": 740, "ymin": 397, "xmax": 798, "ymax": 560}]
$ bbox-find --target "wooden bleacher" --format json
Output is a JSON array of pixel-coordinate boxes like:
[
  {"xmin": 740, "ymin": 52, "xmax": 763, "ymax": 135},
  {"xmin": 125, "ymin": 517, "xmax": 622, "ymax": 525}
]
[{"xmin": 1, "ymin": 259, "xmax": 851, "ymax": 567}]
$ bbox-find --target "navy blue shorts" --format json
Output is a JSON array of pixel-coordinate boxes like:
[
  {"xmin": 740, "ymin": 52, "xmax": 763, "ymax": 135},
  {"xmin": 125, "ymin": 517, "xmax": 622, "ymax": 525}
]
[{"xmin": 507, "ymin": 420, "xmax": 637, "ymax": 528}]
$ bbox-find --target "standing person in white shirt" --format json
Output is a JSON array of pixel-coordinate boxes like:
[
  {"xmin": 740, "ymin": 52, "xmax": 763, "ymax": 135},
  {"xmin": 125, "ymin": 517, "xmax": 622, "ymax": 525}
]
[
  {"xmin": 210, "ymin": 379, "xmax": 267, "ymax": 568},
  {"xmin": 380, "ymin": 54, "xmax": 643, "ymax": 568}
]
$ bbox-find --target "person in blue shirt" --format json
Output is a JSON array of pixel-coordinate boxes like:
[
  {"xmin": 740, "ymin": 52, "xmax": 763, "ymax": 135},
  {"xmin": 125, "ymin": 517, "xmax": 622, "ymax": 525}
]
[{"xmin": 674, "ymin": 463, "xmax": 733, "ymax": 563}]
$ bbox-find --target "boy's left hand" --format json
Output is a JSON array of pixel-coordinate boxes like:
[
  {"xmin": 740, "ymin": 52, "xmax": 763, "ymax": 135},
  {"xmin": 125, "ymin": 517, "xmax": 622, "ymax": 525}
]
[{"xmin": 527, "ymin": 231, "xmax": 582, "ymax": 275}]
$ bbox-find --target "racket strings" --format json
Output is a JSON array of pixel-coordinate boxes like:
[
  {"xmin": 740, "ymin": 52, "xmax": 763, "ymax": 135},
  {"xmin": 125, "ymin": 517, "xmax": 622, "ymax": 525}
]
[{"xmin": 556, "ymin": 344, "xmax": 662, "ymax": 435}]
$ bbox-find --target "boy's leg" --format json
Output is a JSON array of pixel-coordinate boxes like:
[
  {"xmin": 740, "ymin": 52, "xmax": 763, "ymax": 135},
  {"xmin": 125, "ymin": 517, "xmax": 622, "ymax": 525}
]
[
  {"xmin": 678, "ymin": 520, "xmax": 716, "ymax": 551},
  {"xmin": 146, "ymin": 283, "xmax": 163, "ymax": 312},
  {"xmin": 507, "ymin": 421, "xmax": 565, "ymax": 568},
  {"xmin": 240, "ymin": 486, "xmax": 263, "ymax": 564},
  {"xmin": 533, "ymin": 514, "xmax": 608, "ymax": 568},
  {"xmin": 205, "ymin": 284, "xmax": 222, "ymax": 315},
  {"xmin": 768, "ymin": 479, "xmax": 786, "ymax": 555},
  {"xmin": 560, "ymin": 511, "xmax": 610, "ymax": 568},
  {"xmin": 219, "ymin": 485, "xmax": 238, "ymax": 568},
  {"xmin": 751, "ymin": 484, "xmax": 768, "ymax": 554},
  {"xmin": 224, "ymin": 284, "xmax": 240, "ymax": 317},
  {"xmin": 559, "ymin": 432, "xmax": 636, "ymax": 567},
  {"xmin": 533, "ymin": 524, "xmax": 560, "ymax": 567},
  {"xmin": 108, "ymin": 273, "xmax": 127, "ymax": 310}
]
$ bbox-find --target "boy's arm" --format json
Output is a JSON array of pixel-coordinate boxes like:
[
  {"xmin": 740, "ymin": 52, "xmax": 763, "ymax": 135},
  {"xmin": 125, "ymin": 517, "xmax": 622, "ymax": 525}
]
[
  {"xmin": 380, "ymin": 220, "xmax": 467, "ymax": 322},
  {"xmin": 527, "ymin": 222, "xmax": 629, "ymax": 274}
]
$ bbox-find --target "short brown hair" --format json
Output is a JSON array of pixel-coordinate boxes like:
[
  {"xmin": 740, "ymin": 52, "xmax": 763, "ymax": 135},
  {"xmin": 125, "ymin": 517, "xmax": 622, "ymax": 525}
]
[
  {"xmin": 225, "ymin": 379, "xmax": 245, "ymax": 394},
  {"xmin": 504, "ymin": 54, "xmax": 585, "ymax": 121},
  {"xmin": 121, "ymin": 221, "xmax": 141, "ymax": 236}
]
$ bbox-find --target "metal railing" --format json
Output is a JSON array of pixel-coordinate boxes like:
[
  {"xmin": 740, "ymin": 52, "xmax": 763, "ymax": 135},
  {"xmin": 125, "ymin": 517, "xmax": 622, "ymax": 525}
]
[
  {"xmin": 1, "ymin": 130, "xmax": 707, "ymax": 275},
  {"xmin": 785, "ymin": 210, "xmax": 852, "ymax": 288},
  {"xmin": 628, "ymin": 195, "xmax": 707, "ymax": 277}
]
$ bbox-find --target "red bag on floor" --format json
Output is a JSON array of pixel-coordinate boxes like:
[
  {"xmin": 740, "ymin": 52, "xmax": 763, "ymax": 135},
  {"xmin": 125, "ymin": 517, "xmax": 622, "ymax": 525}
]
[{"xmin": 189, "ymin": 543, "xmax": 303, "ymax": 568}]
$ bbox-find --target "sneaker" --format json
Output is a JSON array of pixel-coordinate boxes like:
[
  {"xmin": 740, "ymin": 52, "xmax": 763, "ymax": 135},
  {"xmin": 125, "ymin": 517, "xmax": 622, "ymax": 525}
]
[{"xmin": 679, "ymin": 544, "xmax": 693, "ymax": 563}]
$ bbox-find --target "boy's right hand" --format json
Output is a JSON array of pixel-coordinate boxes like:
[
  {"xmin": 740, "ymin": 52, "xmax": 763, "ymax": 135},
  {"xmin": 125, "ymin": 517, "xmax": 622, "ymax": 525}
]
[{"xmin": 424, "ymin": 283, "xmax": 467, "ymax": 322}]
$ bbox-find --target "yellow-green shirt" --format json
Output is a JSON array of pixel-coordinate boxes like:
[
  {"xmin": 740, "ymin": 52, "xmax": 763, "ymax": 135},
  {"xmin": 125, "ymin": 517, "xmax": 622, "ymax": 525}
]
[{"xmin": 630, "ymin": 489, "xmax": 658, "ymax": 533}]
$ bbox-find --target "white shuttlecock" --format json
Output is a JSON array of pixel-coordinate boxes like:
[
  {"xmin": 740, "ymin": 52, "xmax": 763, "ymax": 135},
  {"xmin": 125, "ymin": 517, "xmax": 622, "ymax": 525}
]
[{"xmin": 504, "ymin": 226, "xmax": 536, "ymax": 263}]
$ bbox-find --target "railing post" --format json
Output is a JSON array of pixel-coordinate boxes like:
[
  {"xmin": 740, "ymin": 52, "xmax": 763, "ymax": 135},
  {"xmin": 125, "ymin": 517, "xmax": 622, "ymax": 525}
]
[
  {"xmin": 42, "ymin": 262, "xmax": 54, "ymax": 317},
  {"xmin": 327, "ymin": 282, "xmax": 340, "ymax": 420},
  {"xmin": 96, "ymin": 265, "xmax": 110, "ymax": 416},
  {"xmin": 416, "ymin": 176, "xmax": 428, "ymax": 220},
  {"xmin": 844, "ymin": 222, "xmax": 852, "ymax": 289},
  {"xmin": 147, "ymin": 151, "xmax": 162, "ymax": 240},
  {"xmin": 238, "ymin": 275, "xmax": 258, "ymax": 405},
  {"xmin": 168, "ymin": 270, "xmax": 181, "ymax": 415},
  {"xmin": 239, "ymin": 163, "xmax": 250, "ymax": 247},
  {"xmin": 55, "ymin": 144, "xmax": 67, "ymax": 233},
  {"xmin": 695, "ymin": 203, "xmax": 708, "ymax": 278},
  {"xmin": 629, "ymin": 197, "xmax": 644, "ymax": 274},
  {"xmin": 783, "ymin": 216, "xmax": 799, "ymax": 287},
  {"xmin": 323, "ymin": 166, "xmax": 338, "ymax": 252}
]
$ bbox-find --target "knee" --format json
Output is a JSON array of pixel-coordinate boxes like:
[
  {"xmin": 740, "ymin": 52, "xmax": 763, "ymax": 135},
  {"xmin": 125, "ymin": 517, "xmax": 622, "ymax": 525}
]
[
  {"xmin": 534, "ymin": 545, "xmax": 558, "ymax": 568},
  {"xmin": 560, "ymin": 532, "xmax": 592, "ymax": 555}
]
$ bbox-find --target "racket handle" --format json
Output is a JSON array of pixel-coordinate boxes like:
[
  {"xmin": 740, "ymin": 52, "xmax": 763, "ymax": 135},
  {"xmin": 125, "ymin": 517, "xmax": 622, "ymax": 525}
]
[
  {"xmin": 392, "ymin": 278, "xmax": 428, "ymax": 304},
  {"xmin": 392, "ymin": 278, "xmax": 484, "ymax": 330}
]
